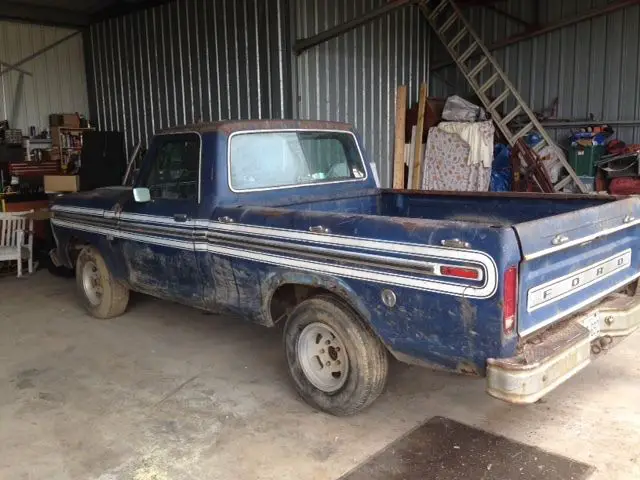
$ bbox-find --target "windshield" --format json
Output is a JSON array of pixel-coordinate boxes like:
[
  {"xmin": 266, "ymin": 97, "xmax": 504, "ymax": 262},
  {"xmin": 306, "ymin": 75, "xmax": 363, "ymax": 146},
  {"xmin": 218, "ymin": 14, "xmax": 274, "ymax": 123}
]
[{"xmin": 229, "ymin": 131, "xmax": 366, "ymax": 191}]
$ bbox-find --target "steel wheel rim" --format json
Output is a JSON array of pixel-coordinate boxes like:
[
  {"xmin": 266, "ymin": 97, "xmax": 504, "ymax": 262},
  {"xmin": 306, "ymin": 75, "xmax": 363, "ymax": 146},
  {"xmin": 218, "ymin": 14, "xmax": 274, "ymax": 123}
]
[
  {"xmin": 297, "ymin": 322, "xmax": 349, "ymax": 393},
  {"xmin": 82, "ymin": 260, "xmax": 103, "ymax": 306}
]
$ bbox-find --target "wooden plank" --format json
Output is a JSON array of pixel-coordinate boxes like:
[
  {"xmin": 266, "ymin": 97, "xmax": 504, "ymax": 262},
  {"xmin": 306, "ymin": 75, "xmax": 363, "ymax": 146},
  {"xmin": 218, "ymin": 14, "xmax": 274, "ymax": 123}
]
[
  {"xmin": 392, "ymin": 85, "xmax": 408, "ymax": 189},
  {"xmin": 411, "ymin": 83, "xmax": 428, "ymax": 189},
  {"xmin": 407, "ymin": 126, "xmax": 417, "ymax": 189}
]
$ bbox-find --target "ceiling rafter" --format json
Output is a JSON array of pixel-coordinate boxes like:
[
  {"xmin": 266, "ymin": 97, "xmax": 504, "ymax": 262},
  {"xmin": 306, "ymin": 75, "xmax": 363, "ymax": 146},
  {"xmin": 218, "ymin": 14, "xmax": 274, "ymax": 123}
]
[{"xmin": 0, "ymin": 1, "xmax": 90, "ymax": 27}]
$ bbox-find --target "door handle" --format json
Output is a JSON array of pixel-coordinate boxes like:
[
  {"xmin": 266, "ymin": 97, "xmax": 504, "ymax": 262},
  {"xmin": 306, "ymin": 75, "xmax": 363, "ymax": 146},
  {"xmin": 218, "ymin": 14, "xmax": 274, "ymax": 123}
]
[
  {"xmin": 309, "ymin": 225, "xmax": 330, "ymax": 234},
  {"xmin": 173, "ymin": 213, "xmax": 189, "ymax": 223},
  {"xmin": 218, "ymin": 216, "xmax": 235, "ymax": 224},
  {"xmin": 623, "ymin": 215, "xmax": 635, "ymax": 224}
]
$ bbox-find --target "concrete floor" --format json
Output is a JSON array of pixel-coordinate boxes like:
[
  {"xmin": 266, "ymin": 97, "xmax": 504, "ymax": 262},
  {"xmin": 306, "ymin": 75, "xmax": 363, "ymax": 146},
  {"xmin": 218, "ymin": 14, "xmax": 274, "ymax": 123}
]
[{"xmin": 1, "ymin": 272, "xmax": 639, "ymax": 480}]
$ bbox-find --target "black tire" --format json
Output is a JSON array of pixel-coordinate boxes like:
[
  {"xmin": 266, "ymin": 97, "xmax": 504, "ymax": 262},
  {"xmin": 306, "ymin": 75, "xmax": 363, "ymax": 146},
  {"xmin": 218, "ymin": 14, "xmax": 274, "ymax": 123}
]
[
  {"xmin": 75, "ymin": 246, "xmax": 129, "ymax": 319},
  {"xmin": 284, "ymin": 295, "xmax": 388, "ymax": 416}
]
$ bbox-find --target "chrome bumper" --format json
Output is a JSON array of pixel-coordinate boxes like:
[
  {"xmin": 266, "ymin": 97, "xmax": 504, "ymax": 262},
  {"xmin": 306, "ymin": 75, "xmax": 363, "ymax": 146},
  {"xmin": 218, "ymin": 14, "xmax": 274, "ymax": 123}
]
[{"xmin": 486, "ymin": 293, "xmax": 640, "ymax": 404}]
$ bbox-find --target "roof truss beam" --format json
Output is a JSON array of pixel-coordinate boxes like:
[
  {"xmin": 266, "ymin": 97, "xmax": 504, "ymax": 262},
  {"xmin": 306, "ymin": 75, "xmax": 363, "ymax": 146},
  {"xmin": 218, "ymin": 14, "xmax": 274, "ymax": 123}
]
[{"xmin": 0, "ymin": 1, "xmax": 89, "ymax": 27}]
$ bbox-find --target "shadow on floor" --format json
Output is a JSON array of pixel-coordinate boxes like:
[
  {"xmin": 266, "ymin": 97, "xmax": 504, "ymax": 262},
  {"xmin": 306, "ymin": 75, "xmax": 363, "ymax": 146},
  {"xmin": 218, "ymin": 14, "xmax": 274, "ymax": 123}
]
[{"xmin": 341, "ymin": 416, "xmax": 595, "ymax": 480}]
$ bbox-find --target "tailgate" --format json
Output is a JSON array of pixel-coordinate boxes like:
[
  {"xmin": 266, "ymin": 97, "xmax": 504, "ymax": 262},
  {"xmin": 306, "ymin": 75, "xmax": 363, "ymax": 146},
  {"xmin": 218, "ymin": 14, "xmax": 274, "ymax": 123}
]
[{"xmin": 514, "ymin": 197, "xmax": 640, "ymax": 336}]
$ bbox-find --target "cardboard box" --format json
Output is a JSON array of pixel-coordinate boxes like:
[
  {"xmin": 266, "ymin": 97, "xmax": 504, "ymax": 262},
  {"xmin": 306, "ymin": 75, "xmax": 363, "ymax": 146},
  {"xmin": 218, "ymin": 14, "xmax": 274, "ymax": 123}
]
[
  {"xmin": 49, "ymin": 113, "xmax": 80, "ymax": 128},
  {"xmin": 44, "ymin": 175, "xmax": 79, "ymax": 193},
  {"xmin": 63, "ymin": 114, "xmax": 80, "ymax": 128}
]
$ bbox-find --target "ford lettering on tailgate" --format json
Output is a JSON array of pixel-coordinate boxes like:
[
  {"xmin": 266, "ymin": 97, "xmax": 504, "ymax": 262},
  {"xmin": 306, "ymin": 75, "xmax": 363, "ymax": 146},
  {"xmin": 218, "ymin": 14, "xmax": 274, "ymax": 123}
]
[{"xmin": 528, "ymin": 250, "xmax": 632, "ymax": 312}]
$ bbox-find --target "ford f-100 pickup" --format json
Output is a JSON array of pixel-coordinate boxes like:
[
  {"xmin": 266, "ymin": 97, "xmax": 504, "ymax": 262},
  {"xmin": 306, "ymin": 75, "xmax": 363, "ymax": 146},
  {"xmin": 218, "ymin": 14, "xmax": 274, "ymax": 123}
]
[{"xmin": 50, "ymin": 120, "xmax": 640, "ymax": 416}]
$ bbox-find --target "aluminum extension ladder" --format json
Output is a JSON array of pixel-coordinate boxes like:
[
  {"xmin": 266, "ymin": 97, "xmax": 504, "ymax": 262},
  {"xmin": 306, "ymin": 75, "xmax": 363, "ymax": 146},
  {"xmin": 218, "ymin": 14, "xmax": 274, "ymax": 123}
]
[{"xmin": 420, "ymin": 0, "xmax": 588, "ymax": 193}]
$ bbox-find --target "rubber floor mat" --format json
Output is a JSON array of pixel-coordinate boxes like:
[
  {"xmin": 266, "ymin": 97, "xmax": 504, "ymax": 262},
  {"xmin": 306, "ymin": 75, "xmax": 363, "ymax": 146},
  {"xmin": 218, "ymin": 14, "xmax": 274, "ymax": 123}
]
[{"xmin": 340, "ymin": 416, "xmax": 594, "ymax": 480}]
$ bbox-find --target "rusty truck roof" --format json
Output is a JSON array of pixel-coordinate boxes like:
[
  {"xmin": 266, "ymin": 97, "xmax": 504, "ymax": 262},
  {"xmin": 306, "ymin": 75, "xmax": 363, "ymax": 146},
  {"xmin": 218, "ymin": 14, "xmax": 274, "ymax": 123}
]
[{"xmin": 158, "ymin": 119, "xmax": 354, "ymax": 135}]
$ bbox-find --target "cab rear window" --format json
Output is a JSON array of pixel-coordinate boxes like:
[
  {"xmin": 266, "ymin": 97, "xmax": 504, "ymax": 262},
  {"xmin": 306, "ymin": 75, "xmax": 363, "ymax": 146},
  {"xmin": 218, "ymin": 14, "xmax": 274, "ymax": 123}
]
[{"xmin": 228, "ymin": 131, "xmax": 366, "ymax": 191}]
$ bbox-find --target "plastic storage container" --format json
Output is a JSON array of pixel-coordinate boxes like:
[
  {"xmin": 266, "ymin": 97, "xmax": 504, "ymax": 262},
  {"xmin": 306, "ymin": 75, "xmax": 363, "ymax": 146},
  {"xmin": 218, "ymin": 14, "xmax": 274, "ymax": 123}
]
[
  {"xmin": 578, "ymin": 175, "xmax": 595, "ymax": 193},
  {"xmin": 569, "ymin": 144, "xmax": 605, "ymax": 176}
]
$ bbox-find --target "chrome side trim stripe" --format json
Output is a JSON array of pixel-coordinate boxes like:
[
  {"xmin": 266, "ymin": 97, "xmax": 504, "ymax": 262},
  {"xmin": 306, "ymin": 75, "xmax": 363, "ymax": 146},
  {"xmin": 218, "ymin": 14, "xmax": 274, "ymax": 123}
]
[
  {"xmin": 51, "ymin": 210, "xmax": 499, "ymax": 298},
  {"xmin": 52, "ymin": 218, "xmax": 191, "ymax": 250},
  {"xmin": 193, "ymin": 243, "xmax": 485, "ymax": 297},
  {"xmin": 51, "ymin": 205, "xmax": 105, "ymax": 217},
  {"xmin": 524, "ymin": 218, "xmax": 640, "ymax": 260}
]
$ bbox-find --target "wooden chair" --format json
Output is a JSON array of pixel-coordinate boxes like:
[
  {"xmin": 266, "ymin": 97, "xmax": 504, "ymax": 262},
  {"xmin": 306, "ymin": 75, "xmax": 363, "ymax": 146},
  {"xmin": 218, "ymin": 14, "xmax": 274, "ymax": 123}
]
[{"xmin": 0, "ymin": 210, "xmax": 34, "ymax": 277}]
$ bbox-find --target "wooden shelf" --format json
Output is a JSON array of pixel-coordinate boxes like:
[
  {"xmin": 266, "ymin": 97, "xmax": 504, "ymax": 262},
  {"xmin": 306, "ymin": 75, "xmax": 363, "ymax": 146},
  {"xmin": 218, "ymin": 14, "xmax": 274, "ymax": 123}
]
[{"xmin": 56, "ymin": 128, "xmax": 92, "ymax": 171}]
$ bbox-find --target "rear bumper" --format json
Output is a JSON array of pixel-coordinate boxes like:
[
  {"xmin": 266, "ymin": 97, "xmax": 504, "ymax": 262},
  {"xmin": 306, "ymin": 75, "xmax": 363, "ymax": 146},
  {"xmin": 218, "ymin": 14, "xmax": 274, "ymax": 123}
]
[{"xmin": 486, "ymin": 293, "xmax": 640, "ymax": 404}]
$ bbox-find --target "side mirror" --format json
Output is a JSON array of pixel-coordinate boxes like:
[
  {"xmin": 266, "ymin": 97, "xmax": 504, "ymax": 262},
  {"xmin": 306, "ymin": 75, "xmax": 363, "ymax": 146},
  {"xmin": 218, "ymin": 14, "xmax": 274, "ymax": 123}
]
[{"xmin": 133, "ymin": 187, "xmax": 151, "ymax": 203}]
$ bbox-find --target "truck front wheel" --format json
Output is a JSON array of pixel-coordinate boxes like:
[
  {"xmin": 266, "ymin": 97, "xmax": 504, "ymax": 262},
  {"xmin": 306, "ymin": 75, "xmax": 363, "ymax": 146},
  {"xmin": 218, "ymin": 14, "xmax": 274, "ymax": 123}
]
[
  {"xmin": 76, "ymin": 246, "xmax": 129, "ymax": 319},
  {"xmin": 284, "ymin": 295, "xmax": 388, "ymax": 416}
]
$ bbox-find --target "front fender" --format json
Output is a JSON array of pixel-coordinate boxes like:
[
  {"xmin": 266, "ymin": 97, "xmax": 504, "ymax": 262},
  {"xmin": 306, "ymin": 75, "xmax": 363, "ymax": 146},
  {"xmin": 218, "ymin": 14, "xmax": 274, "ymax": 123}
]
[{"xmin": 50, "ymin": 223, "xmax": 127, "ymax": 281}]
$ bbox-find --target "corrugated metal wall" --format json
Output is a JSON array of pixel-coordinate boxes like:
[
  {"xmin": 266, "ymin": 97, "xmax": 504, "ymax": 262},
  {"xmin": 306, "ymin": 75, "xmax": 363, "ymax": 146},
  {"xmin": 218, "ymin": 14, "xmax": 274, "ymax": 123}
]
[
  {"xmin": 87, "ymin": 0, "xmax": 290, "ymax": 157},
  {"xmin": 0, "ymin": 21, "xmax": 88, "ymax": 135},
  {"xmin": 295, "ymin": 1, "xmax": 430, "ymax": 187},
  {"xmin": 430, "ymin": 0, "xmax": 640, "ymax": 144}
]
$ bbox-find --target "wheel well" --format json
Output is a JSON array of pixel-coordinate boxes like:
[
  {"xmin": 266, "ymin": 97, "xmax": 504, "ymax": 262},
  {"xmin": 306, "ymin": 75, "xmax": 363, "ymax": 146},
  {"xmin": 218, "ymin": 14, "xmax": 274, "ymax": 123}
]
[
  {"xmin": 269, "ymin": 283, "xmax": 370, "ymax": 327},
  {"xmin": 269, "ymin": 284, "xmax": 325, "ymax": 324},
  {"xmin": 67, "ymin": 236, "xmax": 89, "ymax": 267}
]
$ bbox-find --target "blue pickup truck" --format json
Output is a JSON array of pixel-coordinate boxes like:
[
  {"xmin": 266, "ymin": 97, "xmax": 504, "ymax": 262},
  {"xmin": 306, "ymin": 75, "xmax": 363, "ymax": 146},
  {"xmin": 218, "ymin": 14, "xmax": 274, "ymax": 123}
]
[{"xmin": 50, "ymin": 120, "xmax": 640, "ymax": 415}]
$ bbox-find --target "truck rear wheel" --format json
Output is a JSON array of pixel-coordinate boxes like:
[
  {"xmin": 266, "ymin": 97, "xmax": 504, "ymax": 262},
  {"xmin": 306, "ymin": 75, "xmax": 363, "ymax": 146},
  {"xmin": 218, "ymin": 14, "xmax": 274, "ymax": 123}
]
[
  {"xmin": 284, "ymin": 295, "xmax": 388, "ymax": 416},
  {"xmin": 76, "ymin": 246, "xmax": 129, "ymax": 319}
]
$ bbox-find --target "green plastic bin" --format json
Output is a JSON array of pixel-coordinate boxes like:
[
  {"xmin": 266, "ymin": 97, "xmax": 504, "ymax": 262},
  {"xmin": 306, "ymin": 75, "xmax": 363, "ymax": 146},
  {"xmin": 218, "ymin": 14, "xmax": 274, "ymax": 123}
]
[{"xmin": 568, "ymin": 144, "xmax": 605, "ymax": 176}]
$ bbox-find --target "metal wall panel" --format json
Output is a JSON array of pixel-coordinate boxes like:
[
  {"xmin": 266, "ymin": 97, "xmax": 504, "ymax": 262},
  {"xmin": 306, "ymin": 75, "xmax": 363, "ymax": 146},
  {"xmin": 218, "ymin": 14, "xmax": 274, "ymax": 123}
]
[
  {"xmin": 429, "ymin": 0, "xmax": 640, "ymax": 144},
  {"xmin": 296, "ymin": 0, "xmax": 430, "ymax": 187},
  {"xmin": 0, "ymin": 21, "xmax": 88, "ymax": 135},
  {"xmin": 87, "ymin": 0, "xmax": 289, "ymax": 156}
]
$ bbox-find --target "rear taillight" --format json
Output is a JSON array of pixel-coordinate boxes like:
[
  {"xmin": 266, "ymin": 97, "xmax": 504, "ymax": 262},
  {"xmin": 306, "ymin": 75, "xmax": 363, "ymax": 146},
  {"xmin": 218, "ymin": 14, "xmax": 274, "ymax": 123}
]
[
  {"xmin": 503, "ymin": 266, "xmax": 518, "ymax": 334},
  {"xmin": 439, "ymin": 265, "xmax": 481, "ymax": 280}
]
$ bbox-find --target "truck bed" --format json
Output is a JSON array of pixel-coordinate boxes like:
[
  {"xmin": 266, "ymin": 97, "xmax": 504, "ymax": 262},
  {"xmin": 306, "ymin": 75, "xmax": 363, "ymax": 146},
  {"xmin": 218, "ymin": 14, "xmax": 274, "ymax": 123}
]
[
  {"xmin": 380, "ymin": 191, "xmax": 613, "ymax": 226},
  {"xmin": 233, "ymin": 188, "xmax": 639, "ymax": 339},
  {"xmin": 268, "ymin": 189, "xmax": 613, "ymax": 227}
]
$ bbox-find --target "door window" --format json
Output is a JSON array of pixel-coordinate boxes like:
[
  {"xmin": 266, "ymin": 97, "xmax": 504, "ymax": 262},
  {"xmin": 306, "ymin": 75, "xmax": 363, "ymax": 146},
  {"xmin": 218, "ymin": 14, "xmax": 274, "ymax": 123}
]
[{"xmin": 143, "ymin": 134, "xmax": 200, "ymax": 200}]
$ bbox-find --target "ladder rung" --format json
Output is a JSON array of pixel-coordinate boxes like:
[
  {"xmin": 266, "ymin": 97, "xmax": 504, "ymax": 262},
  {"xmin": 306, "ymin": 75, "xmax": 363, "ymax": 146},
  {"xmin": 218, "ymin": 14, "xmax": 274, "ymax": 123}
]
[
  {"xmin": 448, "ymin": 29, "xmax": 468, "ymax": 50},
  {"xmin": 554, "ymin": 176, "xmax": 573, "ymax": 191},
  {"xmin": 532, "ymin": 140, "xmax": 547, "ymax": 153},
  {"xmin": 429, "ymin": 0, "xmax": 450, "ymax": 22},
  {"xmin": 438, "ymin": 12, "xmax": 459, "ymax": 35},
  {"xmin": 468, "ymin": 57, "xmax": 489, "ymax": 77},
  {"xmin": 489, "ymin": 89, "xmax": 511, "ymax": 111},
  {"xmin": 512, "ymin": 122, "xmax": 534, "ymax": 142},
  {"xmin": 458, "ymin": 41, "xmax": 478, "ymax": 62},
  {"xmin": 499, "ymin": 105, "xmax": 522, "ymax": 125},
  {"xmin": 478, "ymin": 72, "xmax": 500, "ymax": 93},
  {"xmin": 476, "ymin": 92, "xmax": 490, "ymax": 109}
]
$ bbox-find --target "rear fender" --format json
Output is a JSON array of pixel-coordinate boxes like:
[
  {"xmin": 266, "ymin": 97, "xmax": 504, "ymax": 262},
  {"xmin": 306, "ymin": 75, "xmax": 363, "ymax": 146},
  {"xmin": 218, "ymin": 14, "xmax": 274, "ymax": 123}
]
[{"xmin": 261, "ymin": 271, "xmax": 373, "ymax": 329}]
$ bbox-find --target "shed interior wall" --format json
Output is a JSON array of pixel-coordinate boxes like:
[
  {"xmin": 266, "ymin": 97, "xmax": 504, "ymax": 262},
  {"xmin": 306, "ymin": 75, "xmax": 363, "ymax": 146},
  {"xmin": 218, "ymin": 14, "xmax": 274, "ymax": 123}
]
[
  {"xmin": 295, "ymin": 0, "xmax": 431, "ymax": 187},
  {"xmin": 430, "ymin": 0, "xmax": 640, "ymax": 144},
  {"xmin": 0, "ymin": 21, "xmax": 88, "ymax": 135}
]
